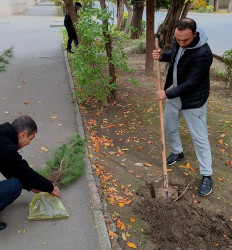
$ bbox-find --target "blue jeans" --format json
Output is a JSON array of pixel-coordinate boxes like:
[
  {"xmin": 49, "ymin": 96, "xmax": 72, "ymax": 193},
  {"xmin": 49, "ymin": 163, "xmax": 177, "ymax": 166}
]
[{"xmin": 0, "ymin": 178, "xmax": 22, "ymax": 212}]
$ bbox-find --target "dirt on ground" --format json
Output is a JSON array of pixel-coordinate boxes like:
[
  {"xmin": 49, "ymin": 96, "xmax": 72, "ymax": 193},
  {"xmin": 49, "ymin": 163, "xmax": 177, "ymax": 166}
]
[{"xmin": 77, "ymin": 53, "xmax": 232, "ymax": 250}]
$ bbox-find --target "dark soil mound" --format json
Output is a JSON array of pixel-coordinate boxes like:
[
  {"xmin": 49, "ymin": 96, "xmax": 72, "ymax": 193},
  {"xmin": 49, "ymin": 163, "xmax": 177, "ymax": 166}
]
[{"xmin": 134, "ymin": 185, "xmax": 232, "ymax": 250}]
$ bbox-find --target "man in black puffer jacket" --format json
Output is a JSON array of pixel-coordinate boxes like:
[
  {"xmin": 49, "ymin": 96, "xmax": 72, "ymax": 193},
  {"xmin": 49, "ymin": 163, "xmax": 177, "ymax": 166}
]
[
  {"xmin": 0, "ymin": 115, "xmax": 61, "ymax": 230},
  {"xmin": 153, "ymin": 18, "xmax": 213, "ymax": 196}
]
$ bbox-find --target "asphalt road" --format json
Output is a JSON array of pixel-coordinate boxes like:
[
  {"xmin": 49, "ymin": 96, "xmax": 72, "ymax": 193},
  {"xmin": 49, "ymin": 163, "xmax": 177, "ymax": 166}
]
[{"xmin": 94, "ymin": 1, "xmax": 232, "ymax": 56}]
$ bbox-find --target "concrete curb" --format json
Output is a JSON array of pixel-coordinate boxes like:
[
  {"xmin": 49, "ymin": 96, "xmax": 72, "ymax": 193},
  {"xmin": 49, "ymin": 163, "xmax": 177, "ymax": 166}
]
[{"xmin": 62, "ymin": 46, "xmax": 111, "ymax": 250}]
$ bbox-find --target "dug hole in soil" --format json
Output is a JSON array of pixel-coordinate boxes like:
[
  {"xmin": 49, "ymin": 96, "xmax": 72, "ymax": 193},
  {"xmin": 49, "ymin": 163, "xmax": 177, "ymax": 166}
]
[
  {"xmin": 78, "ymin": 52, "xmax": 232, "ymax": 250},
  {"xmin": 135, "ymin": 184, "xmax": 232, "ymax": 249}
]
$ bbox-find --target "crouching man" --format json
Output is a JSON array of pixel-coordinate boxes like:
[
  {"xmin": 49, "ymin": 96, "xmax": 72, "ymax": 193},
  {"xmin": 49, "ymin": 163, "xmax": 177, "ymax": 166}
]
[{"xmin": 0, "ymin": 115, "xmax": 60, "ymax": 230}]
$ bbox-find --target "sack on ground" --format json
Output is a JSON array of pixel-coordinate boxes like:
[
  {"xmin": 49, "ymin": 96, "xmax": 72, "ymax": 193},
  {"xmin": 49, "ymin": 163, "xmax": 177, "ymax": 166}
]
[{"xmin": 28, "ymin": 192, "xmax": 69, "ymax": 220}]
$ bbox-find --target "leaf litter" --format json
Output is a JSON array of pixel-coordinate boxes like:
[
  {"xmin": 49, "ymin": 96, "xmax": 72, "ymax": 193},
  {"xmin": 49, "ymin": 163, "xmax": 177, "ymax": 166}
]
[{"xmin": 77, "ymin": 54, "xmax": 232, "ymax": 249}]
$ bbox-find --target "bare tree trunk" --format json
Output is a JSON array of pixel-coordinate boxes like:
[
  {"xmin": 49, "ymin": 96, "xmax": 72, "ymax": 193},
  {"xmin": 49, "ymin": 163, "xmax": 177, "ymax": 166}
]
[
  {"xmin": 116, "ymin": 0, "xmax": 124, "ymax": 31},
  {"xmin": 214, "ymin": 0, "xmax": 219, "ymax": 12},
  {"xmin": 145, "ymin": 0, "xmax": 154, "ymax": 76},
  {"xmin": 229, "ymin": 79, "xmax": 232, "ymax": 93},
  {"xmin": 63, "ymin": 0, "xmax": 80, "ymax": 41},
  {"xmin": 228, "ymin": 0, "xmax": 232, "ymax": 13},
  {"xmin": 124, "ymin": 0, "xmax": 133, "ymax": 34},
  {"xmin": 130, "ymin": 0, "xmax": 144, "ymax": 39},
  {"xmin": 181, "ymin": 0, "xmax": 191, "ymax": 18},
  {"xmin": 157, "ymin": 0, "xmax": 185, "ymax": 51},
  {"xmin": 99, "ymin": 0, "xmax": 117, "ymax": 101}
]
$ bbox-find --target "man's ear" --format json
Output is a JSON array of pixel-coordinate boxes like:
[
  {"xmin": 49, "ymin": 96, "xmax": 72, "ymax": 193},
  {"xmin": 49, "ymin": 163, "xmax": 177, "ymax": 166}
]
[{"xmin": 18, "ymin": 131, "xmax": 28, "ymax": 139}]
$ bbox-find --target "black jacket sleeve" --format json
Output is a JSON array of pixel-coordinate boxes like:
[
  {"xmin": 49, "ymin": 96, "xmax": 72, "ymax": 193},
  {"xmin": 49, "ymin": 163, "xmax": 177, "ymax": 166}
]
[
  {"xmin": 3, "ymin": 150, "xmax": 54, "ymax": 192},
  {"xmin": 161, "ymin": 50, "xmax": 172, "ymax": 62}
]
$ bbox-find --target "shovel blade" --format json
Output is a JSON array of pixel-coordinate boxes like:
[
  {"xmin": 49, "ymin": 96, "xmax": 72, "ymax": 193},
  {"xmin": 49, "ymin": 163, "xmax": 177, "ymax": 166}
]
[{"xmin": 150, "ymin": 183, "xmax": 179, "ymax": 199}]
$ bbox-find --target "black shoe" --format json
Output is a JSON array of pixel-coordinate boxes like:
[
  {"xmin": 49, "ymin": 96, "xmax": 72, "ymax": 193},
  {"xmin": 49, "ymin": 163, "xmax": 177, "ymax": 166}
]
[
  {"xmin": 67, "ymin": 49, "xmax": 74, "ymax": 53},
  {"xmin": 0, "ymin": 222, "xmax": 7, "ymax": 231},
  {"xmin": 166, "ymin": 152, "xmax": 184, "ymax": 165},
  {"xmin": 199, "ymin": 176, "xmax": 212, "ymax": 196}
]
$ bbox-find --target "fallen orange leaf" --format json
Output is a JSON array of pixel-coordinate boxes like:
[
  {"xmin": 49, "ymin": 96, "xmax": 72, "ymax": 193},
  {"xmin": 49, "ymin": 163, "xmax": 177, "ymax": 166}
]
[
  {"xmin": 219, "ymin": 139, "xmax": 223, "ymax": 145},
  {"xmin": 127, "ymin": 242, "xmax": 137, "ymax": 248},
  {"xmin": 167, "ymin": 169, "xmax": 173, "ymax": 172},
  {"xmin": 108, "ymin": 229, "xmax": 117, "ymax": 239},
  {"xmin": 130, "ymin": 217, "xmax": 136, "ymax": 222},
  {"xmin": 144, "ymin": 162, "xmax": 152, "ymax": 167},
  {"xmin": 117, "ymin": 219, "xmax": 126, "ymax": 231},
  {"xmin": 24, "ymin": 101, "xmax": 29, "ymax": 105},
  {"xmin": 122, "ymin": 148, "xmax": 129, "ymax": 151},
  {"xmin": 50, "ymin": 115, "xmax": 58, "ymax": 120},
  {"xmin": 41, "ymin": 147, "xmax": 48, "ymax": 152},
  {"xmin": 107, "ymin": 124, "xmax": 116, "ymax": 128},
  {"xmin": 189, "ymin": 167, "xmax": 195, "ymax": 173},
  {"xmin": 122, "ymin": 232, "xmax": 127, "ymax": 241},
  {"xmin": 124, "ymin": 189, "xmax": 133, "ymax": 196},
  {"xmin": 219, "ymin": 148, "xmax": 225, "ymax": 152},
  {"xmin": 217, "ymin": 177, "xmax": 223, "ymax": 181},
  {"xmin": 225, "ymin": 160, "xmax": 231, "ymax": 166},
  {"xmin": 186, "ymin": 162, "xmax": 190, "ymax": 168}
]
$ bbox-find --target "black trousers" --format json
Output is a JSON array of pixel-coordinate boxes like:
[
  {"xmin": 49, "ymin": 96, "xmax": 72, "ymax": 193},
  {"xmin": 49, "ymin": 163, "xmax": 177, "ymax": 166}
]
[{"xmin": 65, "ymin": 26, "xmax": 78, "ymax": 50}]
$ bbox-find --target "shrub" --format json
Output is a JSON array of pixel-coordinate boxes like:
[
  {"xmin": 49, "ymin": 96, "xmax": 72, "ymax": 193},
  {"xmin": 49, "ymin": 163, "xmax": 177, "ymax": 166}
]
[
  {"xmin": 134, "ymin": 41, "xmax": 146, "ymax": 54},
  {"xmin": 70, "ymin": 7, "xmax": 135, "ymax": 103},
  {"xmin": 197, "ymin": 5, "xmax": 214, "ymax": 12},
  {"xmin": 222, "ymin": 49, "xmax": 232, "ymax": 83},
  {"xmin": 0, "ymin": 47, "xmax": 13, "ymax": 73}
]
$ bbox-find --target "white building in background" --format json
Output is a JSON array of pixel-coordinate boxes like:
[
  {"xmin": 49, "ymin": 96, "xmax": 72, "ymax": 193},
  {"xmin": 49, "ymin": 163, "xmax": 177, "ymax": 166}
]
[{"xmin": 0, "ymin": 0, "xmax": 42, "ymax": 16}]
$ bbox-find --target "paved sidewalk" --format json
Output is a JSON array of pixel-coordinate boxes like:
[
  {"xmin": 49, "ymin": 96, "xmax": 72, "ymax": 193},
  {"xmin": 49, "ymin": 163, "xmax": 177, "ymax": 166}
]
[{"xmin": 0, "ymin": 1, "xmax": 109, "ymax": 249}]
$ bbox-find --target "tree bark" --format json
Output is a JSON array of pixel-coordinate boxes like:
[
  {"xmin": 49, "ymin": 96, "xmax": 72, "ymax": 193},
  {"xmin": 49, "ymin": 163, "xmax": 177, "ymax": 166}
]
[
  {"xmin": 229, "ymin": 79, "xmax": 232, "ymax": 93},
  {"xmin": 181, "ymin": 0, "xmax": 191, "ymax": 18},
  {"xmin": 157, "ymin": 0, "xmax": 185, "ymax": 51},
  {"xmin": 130, "ymin": 0, "xmax": 144, "ymax": 39},
  {"xmin": 116, "ymin": 0, "xmax": 124, "ymax": 31},
  {"xmin": 145, "ymin": 0, "xmax": 154, "ymax": 76},
  {"xmin": 124, "ymin": 0, "xmax": 133, "ymax": 34},
  {"xmin": 99, "ymin": 0, "xmax": 117, "ymax": 101},
  {"xmin": 213, "ymin": 0, "xmax": 219, "ymax": 12},
  {"xmin": 228, "ymin": 0, "xmax": 232, "ymax": 13},
  {"xmin": 63, "ymin": 0, "xmax": 80, "ymax": 42}
]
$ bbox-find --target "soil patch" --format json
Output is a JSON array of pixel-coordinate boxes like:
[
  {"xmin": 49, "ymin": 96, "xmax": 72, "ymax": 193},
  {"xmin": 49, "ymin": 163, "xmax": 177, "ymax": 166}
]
[
  {"xmin": 78, "ymin": 53, "xmax": 232, "ymax": 250},
  {"xmin": 135, "ymin": 184, "xmax": 232, "ymax": 249}
]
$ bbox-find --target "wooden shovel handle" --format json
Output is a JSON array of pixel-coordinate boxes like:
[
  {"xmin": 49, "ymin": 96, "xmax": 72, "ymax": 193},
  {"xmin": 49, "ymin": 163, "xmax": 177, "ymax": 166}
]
[{"xmin": 155, "ymin": 38, "xmax": 168, "ymax": 181}]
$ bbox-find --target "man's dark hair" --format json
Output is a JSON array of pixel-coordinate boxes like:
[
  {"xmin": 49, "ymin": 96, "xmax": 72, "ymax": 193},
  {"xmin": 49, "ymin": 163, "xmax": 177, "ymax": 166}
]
[
  {"xmin": 75, "ymin": 2, "xmax": 82, "ymax": 7},
  {"xmin": 12, "ymin": 115, "xmax": 37, "ymax": 136},
  {"xmin": 175, "ymin": 18, "xmax": 197, "ymax": 33}
]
